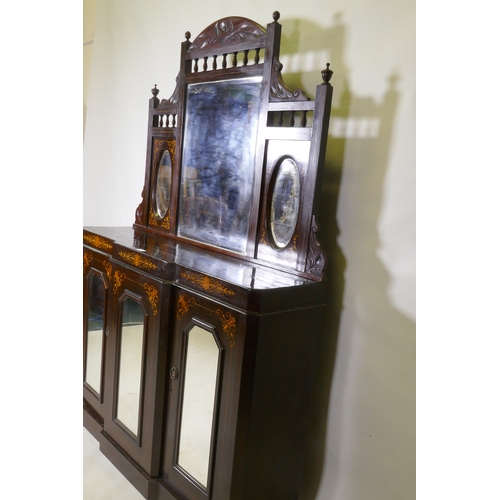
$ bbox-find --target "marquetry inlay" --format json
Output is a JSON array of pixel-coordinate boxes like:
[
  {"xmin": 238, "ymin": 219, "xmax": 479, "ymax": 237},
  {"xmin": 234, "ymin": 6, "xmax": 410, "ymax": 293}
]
[
  {"xmin": 113, "ymin": 270, "xmax": 126, "ymax": 294},
  {"xmin": 177, "ymin": 294, "xmax": 196, "ymax": 319},
  {"xmin": 149, "ymin": 207, "xmax": 171, "ymax": 228},
  {"xmin": 260, "ymin": 226, "xmax": 267, "ymax": 244},
  {"xmin": 83, "ymin": 252, "xmax": 92, "ymax": 272},
  {"xmin": 175, "ymin": 294, "xmax": 237, "ymax": 346},
  {"xmin": 119, "ymin": 251, "xmax": 158, "ymax": 270},
  {"xmin": 143, "ymin": 283, "xmax": 159, "ymax": 315},
  {"xmin": 83, "ymin": 234, "xmax": 113, "ymax": 251},
  {"xmin": 153, "ymin": 138, "xmax": 176, "ymax": 164},
  {"xmin": 180, "ymin": 271, "xmax": 235, "ymax": 297},
  {"xmin": 216, "ymin": 309, "xmax": 236, "ymax": 347},
  {"xmin": 103, "ymin": 260, "xmax": 113, "ymax": 281}
]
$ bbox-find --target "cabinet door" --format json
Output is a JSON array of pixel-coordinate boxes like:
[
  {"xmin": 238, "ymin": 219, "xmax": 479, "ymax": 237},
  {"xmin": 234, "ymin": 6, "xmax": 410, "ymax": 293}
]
[
  {"xmin": 83, "ymin": 248, "xmax": 112, "ymax": 421},
  {"xmin": 161, "ymin": 288, "xmax": 247, "ymax": 500},
  {"xmin": 104, "ymin": 262, "xmax": 169, "ymax": 477}
]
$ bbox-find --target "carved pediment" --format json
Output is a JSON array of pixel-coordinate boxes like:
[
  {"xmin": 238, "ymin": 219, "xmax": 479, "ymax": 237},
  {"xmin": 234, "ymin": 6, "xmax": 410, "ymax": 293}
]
[{"xmin": 187, "ymin": 17, "xmax": 266, "ymax": 53}]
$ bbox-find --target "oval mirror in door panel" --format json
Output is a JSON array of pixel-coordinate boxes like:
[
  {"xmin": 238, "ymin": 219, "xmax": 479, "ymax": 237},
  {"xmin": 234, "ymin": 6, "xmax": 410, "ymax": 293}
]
[
  {"xmin": 156, "ymin": 149, "xmax": 173, "ymax": 219},
  {"xmin": 269, "ymin": 157, "xmax": 301, "ymax": 249}
]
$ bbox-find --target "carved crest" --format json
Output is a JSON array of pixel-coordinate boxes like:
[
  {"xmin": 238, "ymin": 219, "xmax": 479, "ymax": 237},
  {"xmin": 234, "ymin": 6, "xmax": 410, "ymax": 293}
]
[{"xmin": 187, "ymin": 17, "xmax": 265, "ymax": 52}]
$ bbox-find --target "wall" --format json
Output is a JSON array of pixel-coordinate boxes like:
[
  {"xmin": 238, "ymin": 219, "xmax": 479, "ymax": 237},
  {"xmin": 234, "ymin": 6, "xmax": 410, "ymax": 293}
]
[
  {"xmin": 84, "ymin": 0, "xmax": 97, "ymax": 140},
  {"xmin": 83, "ymin": 1, "xmax": 415, "ymax": 499}
]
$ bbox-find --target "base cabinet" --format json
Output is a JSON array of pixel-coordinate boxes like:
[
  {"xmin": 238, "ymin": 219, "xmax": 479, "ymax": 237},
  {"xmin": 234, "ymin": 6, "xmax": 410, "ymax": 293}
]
[
  {"xmin": 161, "ymin": 288, "xmax": 245, "ymax": 500},
  {"xmin": 83, "ymin": 227, "xmax": 325, "ymax": 500},
  {"xmin": 83, "ymin": 246, "xmax": 112, "ymax": 438},
  {"xmin": 103, "ymin": 262, "xmax": 170, "ymax": 477}
]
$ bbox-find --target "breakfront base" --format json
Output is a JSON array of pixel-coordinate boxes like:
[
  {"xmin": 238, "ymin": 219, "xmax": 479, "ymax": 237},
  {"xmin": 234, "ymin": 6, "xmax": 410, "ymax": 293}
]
[
  {"xmin": 83, "ymin": 403, "xmax": 103, "ymax": 442},
  {"xmin": 84, "ymin": 411, "xmax": 197, "ymax": 500}
]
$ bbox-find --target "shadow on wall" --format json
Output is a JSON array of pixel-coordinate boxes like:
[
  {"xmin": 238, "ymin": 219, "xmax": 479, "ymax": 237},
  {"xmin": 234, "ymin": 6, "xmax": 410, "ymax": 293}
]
[{"xmin": 279, "ymin": 13, "xmax": 415, "ymax": 499}]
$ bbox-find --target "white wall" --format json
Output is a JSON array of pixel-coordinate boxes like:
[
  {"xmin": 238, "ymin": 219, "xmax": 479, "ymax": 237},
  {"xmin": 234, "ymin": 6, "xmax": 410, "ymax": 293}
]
[{"xmin": 83, "ymin": 1, "xmax": 415, "ymax": 499}]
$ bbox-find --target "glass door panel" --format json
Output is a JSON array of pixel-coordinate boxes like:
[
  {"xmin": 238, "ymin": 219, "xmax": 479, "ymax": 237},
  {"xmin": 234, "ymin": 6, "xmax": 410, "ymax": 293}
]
[
  {"xmin": 85, "ymin": 273, "xmax": 106, "ymax": 395},
  {"xmin": 116, "ymin": 297, "xmax": 145, "ymax": 437},
  {"xmin": 177, "ymin": 324, "xmax": 221, "ymax": 489}
]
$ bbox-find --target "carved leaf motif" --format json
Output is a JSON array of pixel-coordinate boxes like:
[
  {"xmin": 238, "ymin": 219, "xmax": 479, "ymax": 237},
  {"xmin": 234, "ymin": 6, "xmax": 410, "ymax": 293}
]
[
  {"xmin": 270, "ymin": 58, "xmax": 310, "ymax": 101},
  {"xmin": 159, "ymin": 73, "xmax": 180, "ymax": 107},
  {"xmin": 188, "ymin": 18, "xmax": 265, "ymax": 52},
  {"xmin": 135, "ymin": 186, "xmax": 146, "ymax": 226},
  {"xmin": 305, "ymin": 215, "xmax": 327, "ymax": 276}
]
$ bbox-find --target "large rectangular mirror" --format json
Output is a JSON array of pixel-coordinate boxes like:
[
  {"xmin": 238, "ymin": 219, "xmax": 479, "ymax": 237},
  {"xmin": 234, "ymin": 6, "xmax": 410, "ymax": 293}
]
[{"xmin": 178, "ymin": 77, "xmax": 262, "ymax": 253}]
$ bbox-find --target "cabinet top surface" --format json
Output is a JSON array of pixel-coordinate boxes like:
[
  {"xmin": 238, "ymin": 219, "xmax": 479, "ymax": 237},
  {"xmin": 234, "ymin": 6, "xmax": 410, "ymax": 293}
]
[{"xmin": 83, "ymin": 226, "xmax": 325, "ymax": 297}]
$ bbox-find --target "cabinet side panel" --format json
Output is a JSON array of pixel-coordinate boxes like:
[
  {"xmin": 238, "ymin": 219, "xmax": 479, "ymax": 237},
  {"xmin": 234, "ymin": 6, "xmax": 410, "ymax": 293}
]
[{"xmin": 240, "ymin": 305, "xmax": 323, "ymax": 499}]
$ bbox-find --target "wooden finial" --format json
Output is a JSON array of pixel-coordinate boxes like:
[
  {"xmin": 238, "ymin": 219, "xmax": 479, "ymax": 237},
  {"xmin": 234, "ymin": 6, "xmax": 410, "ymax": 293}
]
[
  {"xmin": 321, "ymin": 63, "xmax": 333, "ymax": 85},
  {"xmin": 185, "ymin": 31, "xmax": 191, "ymax": 41},
  {"xmin": 273, "ymin": 11, "xmax": 280, "ymax": 22},
  {"xmin": 151, "ymin": 84, "xmax": 159, "ymax": 97}
]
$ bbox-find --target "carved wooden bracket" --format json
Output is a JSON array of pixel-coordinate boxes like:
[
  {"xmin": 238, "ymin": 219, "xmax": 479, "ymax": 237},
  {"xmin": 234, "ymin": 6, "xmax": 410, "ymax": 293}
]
[
  {"xmin": 270, "ymin": 57, "xmax": 310, "ymax": 101},
  {"xmin": 305, "ymin": 215, "xmax": 327, "ymax": 276}
]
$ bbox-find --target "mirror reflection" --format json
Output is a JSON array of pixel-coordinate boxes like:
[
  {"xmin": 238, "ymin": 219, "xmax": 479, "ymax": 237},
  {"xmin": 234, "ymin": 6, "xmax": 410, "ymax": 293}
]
[
  {"xmin": 178, "ymin": 77, "xmax": 262, "ymax": 253},
  {"xmin": 178, "ymin": 325, "xmax": 221, "ymax": 488},
  {"xmin": 270, "ymin": 157, "xmax": 301, "ymax": 248},
  {"xmin": 85, "ymin": 273, "xmax": 105, "ymax": 394},
  {"xmin": 156, "ymin": 149, "xmax": 172, "ymax": 218},
  {"xmin": 116, "ymin": 298, "xmax": 145, "ymax": 437}
]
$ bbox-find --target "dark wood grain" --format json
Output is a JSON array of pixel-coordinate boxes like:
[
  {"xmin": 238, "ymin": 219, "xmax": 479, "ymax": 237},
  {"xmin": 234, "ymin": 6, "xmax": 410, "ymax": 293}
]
[{"xmin": 84, "ymin": 11, "xmax": 332, "ymax": 500}]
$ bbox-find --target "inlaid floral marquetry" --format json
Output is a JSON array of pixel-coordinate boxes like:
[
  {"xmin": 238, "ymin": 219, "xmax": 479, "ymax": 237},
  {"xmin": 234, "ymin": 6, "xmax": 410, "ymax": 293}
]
[
  {"xmin": 180, "ymin": 271, "xmax": 235, "ymax": 297},
  {"xmin": 149, "ymin": 207, "xmax": 171, "ymax": 228},
  {"xmin": 83, "ymin": 252, "xmax": 92, "ymax": 272},
  {"xmin": 216, "ymin": 309, "xmax": 236, "ymax": 347},
  {"xmin": 177, "ymin": 294, "xmax": 196, "ymax": 319},
  {"xmin": 103, "ymin": 260, "xmax": 113, "ymax": 281},
  {"xmin": 143, "ymin": 283, "xmax": 159, "ymax": 315},
  {"xmin": 83, "ymin": 234, "xmax": 113, "ymax": 251},
  {"xmin": 113, "ymin": 270, "xmax": 127, "ymax": 294},
  {"xmin": 119, "ymin": 251, "xmax": 158, "ymax": 270}
]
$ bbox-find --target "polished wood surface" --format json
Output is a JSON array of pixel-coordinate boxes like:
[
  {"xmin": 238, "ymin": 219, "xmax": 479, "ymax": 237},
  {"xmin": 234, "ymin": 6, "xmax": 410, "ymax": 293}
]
[{"xmin": 84, "ymin": 11, "xmax": 332, "ymax": 500}]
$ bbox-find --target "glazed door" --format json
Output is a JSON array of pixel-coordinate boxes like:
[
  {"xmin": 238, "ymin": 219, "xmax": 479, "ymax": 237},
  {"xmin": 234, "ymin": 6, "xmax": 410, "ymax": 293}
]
[
  {"xmin": 83, "ymin": 248, "xmax": 113, "ymax": 421},
  {"xmin": 161, "ymin": 288, "xmax": 246, "ymax": 500},
  {"xmin": 104, "ymin": 262, "xmax": 169, "ymax": 477}
]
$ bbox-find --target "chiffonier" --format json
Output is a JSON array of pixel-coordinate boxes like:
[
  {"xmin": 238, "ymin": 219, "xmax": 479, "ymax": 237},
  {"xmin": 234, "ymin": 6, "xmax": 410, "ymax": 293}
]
[{"xmin": 83, "ymin": 11, "xmax": 333, "ymax": 500}]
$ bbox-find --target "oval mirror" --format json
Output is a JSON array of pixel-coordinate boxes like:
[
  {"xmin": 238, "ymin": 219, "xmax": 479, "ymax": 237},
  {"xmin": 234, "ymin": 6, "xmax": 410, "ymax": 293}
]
[
  {"xmin": 156, "ymin": 149, "xmax": 172, "ymax": 218},
  {"xmin": 269, "ymin": 157, "xmax": 301, "ymax": 249}
]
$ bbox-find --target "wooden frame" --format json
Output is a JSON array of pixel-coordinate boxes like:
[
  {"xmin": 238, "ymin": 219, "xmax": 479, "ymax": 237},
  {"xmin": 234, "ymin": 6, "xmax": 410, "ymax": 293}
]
[
  {"xmin": 134, "ymin": 11, "xmax": 332, "ymax": 281},
  {"xmin": 84, "ymin": 11, "xmax": 333, "ymax": 500}
]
